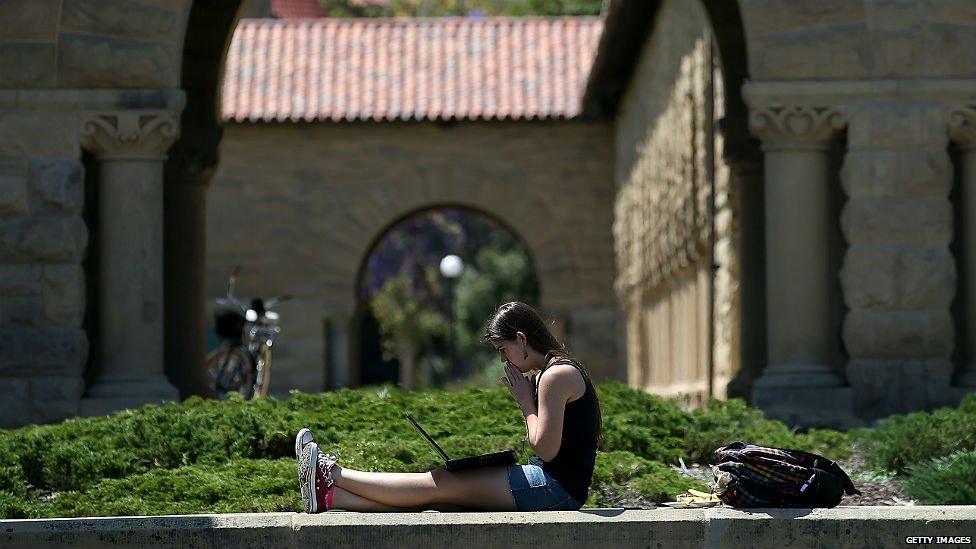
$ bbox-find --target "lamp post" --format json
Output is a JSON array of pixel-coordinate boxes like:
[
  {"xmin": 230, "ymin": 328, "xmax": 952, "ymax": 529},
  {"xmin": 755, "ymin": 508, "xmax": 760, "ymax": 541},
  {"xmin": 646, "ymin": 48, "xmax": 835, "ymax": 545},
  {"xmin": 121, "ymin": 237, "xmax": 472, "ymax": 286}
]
[{"xmin": 439, "ymin": 254, "xmax": 464, "ymax": 380}]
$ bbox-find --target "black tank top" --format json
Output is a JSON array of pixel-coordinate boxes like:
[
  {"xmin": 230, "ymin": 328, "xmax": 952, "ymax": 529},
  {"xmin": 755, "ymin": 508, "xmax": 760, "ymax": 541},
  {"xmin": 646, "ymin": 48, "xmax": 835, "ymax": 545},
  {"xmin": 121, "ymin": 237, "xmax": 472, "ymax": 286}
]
[{"xmin": 534, "ymin": 358, "xmax": 599, "ymax": 504}]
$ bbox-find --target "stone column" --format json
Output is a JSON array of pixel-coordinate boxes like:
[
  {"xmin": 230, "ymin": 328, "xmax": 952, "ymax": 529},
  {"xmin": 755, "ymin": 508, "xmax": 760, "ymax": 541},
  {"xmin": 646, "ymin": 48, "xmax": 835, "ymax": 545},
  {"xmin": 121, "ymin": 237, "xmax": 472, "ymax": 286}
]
[
  {"xmin": 748, "ymin": 105, "xmax": 853, "ymax": 426},
  {"xmin": 842, "ymin": 102, "xmax": 955, "ymax": 418},
  {"xmin": 80, "ymin": 111, "xmax": 181, "ymax": 414},
  {"xmin": 949, "ymin": 105, "xmax": 976, "ymax": 388}
]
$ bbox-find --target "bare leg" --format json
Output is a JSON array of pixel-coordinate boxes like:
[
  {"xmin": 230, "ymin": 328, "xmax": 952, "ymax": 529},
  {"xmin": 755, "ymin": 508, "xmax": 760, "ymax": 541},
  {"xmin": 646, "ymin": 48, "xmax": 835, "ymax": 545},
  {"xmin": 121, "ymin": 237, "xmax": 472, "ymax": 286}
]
[
  {"xmin": 330, "ymin": 486, "xmax": 473, "ymax": 512},
  {"xmin": 330, "ymin": 486, "xmax": 412, "ymax": 512},
  {"xmin": 332, "ymin": 465, "xmax": 516, "ymax": 510}
]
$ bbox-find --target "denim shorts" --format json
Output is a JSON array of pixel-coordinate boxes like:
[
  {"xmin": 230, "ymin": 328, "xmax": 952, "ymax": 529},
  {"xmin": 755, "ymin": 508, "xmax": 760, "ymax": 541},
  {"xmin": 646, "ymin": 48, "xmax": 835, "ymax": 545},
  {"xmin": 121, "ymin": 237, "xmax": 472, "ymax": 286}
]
[{"xmin": 507, "ymin": 457, "xmax": 583, "ymax": 511}]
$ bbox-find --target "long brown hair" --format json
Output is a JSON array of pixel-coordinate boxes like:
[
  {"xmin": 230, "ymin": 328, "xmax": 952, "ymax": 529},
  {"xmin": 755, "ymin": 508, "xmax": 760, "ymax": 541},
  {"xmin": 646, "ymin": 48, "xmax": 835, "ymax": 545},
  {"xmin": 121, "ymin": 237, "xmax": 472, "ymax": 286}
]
[{"xmin": 482, "ymin": 301, "xmax": 602, "ymax": 441}]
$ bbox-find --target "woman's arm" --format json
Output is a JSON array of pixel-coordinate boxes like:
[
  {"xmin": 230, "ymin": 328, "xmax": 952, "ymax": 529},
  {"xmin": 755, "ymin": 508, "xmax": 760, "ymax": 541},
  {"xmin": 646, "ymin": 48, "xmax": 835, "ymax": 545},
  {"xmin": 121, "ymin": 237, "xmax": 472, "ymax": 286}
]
[{"xmin": 507, "ymin": 363, "xmax": 584, "ymax": 461}]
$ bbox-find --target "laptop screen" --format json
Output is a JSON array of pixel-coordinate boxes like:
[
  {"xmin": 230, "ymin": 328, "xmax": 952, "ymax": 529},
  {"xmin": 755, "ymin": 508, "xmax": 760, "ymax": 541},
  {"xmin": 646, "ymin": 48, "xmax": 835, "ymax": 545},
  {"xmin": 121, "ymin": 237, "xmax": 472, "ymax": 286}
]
[{"xmin": 404, "ymin": 412, "xmax": 452, "ymax": 461}]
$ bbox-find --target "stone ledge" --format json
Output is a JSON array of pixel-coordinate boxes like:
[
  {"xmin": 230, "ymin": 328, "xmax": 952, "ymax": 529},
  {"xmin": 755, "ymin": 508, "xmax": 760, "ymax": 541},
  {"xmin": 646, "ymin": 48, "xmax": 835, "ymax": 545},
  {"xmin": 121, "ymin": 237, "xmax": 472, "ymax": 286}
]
[{"xmin": 3, "ymin": 507, "xmax": 975, "ymax": 548}]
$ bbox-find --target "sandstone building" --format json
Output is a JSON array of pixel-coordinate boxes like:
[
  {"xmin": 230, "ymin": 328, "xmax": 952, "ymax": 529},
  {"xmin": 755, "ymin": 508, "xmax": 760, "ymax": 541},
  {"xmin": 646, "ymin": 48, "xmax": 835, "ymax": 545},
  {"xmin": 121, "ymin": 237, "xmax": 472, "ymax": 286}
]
[
  {"xmin": 209, "ymin": 16, "xmax": 620, "ymax": 392},
  {"xmin": 1, "ymin": 0, "xmax": 975, "ymax": 428}
]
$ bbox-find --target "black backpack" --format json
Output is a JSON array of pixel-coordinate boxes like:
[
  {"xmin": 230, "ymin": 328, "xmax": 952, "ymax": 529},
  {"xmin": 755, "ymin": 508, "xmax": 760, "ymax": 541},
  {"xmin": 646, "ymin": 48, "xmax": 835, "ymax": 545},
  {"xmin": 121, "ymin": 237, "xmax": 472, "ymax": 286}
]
[{"xmin": 711, "ymin": 441, "xmax": 860, "ymax": 508}]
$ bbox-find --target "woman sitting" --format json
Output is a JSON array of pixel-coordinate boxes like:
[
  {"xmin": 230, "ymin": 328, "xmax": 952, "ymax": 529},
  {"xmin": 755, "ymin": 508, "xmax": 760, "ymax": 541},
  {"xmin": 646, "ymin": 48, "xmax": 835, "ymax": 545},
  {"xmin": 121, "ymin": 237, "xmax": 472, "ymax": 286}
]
[{"xmin": 295, "ymin": 301, "xmax": 602, "ymax": 512}]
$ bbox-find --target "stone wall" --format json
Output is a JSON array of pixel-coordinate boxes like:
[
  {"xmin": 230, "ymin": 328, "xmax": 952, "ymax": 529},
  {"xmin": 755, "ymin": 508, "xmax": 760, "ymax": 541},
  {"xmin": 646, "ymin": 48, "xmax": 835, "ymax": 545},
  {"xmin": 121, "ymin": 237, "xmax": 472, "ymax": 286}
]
[
  {"xmin": 739, "ymin": 0, "xmax": 976, "ymax": 81},
  {"xmin": 737, "ymin": 0, "xmax": 976, "ymax": 423},
  {"xmin": 842, "ymin": 101, "xmax": 956, "ymax": 418},
  {"xmin": 0, "ymin": 0, "xmax": 190, "ymax": 90},
  {"xmin": 5, "ymin": 507, "xmax": 976, "ymax": 549},
  {"xmin": 206, "ymin": 120, "xmax": 620, "ymax": 394},
  {"xmin": 0, "ymin": 90, "xmax": 187, "ymax": 428},
  {"xmin": 0, "ymin": 0, "xmax": 201, "ymax": 427},
  {"xmin": 0, "ymin": 109, "xmax": 87, "ymax": 426},
  {"xmin": 613, "ymin": 0, "xmax": 736, "ymax": 404}
]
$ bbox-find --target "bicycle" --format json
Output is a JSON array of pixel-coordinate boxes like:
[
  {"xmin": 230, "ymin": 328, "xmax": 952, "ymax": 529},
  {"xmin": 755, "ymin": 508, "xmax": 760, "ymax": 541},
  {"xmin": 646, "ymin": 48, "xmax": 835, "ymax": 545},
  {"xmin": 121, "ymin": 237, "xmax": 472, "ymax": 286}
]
[{"xmin": 206, "ymin": 266, "xmax": 290, "ymax": 399}]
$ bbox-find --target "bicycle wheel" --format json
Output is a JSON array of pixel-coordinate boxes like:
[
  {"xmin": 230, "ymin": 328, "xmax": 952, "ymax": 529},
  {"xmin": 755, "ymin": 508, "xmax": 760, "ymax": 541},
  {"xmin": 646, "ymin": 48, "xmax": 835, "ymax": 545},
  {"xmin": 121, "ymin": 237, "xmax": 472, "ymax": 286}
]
[
  {"xmin": 206, "ymin": 346, "xmax": 255, "ymax": 399},
  {"xmin": 253, "ymin": 345, "xmax": 273, "ymax": 398}
]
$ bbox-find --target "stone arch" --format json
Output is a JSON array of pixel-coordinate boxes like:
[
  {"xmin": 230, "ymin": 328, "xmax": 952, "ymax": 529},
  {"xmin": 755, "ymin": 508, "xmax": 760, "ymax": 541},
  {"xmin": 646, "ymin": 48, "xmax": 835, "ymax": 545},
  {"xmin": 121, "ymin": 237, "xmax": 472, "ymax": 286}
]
[
  {"xmin": 350, "ymin": 203, "xmax": 547, "ymax": 309},
  {"xmin": 585, "ymin": 0, "xmax": 762, "ymax": 403},
  {"xmin": 347, "ymin": 203, "xmax": 545, "ymax": 386},
  {"xmin": 584, "ymin": 1, "xmax": 753, "ymax": 139},
  {"xmin": 699, "ymin": 0, "xmax": 766, "ymax": 400},
  {"xmin": 163, "ymin": 0, "xmax": 251, "ymax": 398},
  {"xmin": 294, "ymin": 186, "xmax": 578, "ymax": 317},
  {"xmin": 347, "ymin": 201, "xmax": 576, "ymax": 312},
  {"xmin": 323, "ymin": 191, "xmax": 595, "ymax": 388},
  {"xmin": 655, "ymin": 1, "xmax": 765, "ymax": 402},
  {"xmin": 700, "ymin": 1, "xmax": 751, "ymax": 128},
  {"xmin": 206, "ymin": 120, "xmax": 617, "ymax": 391}
]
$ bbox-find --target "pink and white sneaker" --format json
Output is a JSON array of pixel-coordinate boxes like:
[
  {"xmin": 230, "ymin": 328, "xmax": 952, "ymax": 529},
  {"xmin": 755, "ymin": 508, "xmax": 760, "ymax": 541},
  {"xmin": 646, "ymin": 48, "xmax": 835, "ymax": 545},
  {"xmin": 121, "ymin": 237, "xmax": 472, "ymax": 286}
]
[
  {"xmin": 298, "ymin": 441, "xmax": 339, "ymax": 513},
  {"xmin": 295, "ymin": 428, "xmax": 315, "ymax": 457}
]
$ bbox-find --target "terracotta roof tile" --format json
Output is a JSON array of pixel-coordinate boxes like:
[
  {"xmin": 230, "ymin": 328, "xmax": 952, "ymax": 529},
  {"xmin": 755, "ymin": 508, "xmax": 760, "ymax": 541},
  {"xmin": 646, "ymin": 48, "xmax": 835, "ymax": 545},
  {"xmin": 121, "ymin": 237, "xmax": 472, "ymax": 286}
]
[{"xmin": 221, "ymin": 17, "xmax": 604, "ymax": 122}]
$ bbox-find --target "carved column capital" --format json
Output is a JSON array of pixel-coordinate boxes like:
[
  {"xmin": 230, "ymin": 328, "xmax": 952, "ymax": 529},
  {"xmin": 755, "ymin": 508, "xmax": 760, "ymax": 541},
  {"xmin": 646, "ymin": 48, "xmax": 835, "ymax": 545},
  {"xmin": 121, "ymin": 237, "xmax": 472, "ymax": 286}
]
[
  {"xmin": 949, "ymin": 105, "xmax": 976, "ymax": 150},
  {"xmin": 80, "ymin": 111, "xmax": 180, "ymax": 160},
  {"xmin": 748, "ymin": 104, "xmax": 846, "ymax": 151}
]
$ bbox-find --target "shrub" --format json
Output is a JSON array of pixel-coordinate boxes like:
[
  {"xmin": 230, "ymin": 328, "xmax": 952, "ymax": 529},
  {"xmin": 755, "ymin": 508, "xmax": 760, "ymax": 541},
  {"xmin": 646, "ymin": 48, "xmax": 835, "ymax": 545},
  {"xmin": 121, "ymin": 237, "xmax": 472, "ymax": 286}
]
[
  {"xmin": 589, "ymin": 451, "xmax": 706, "ymax": 506},
  {"xmin": 0, "ymin": 436, "xmax": 31, "ymax": 498},
  {"xmin": 3, "ymin": 383, "xmax": 706, "ymax": 517},
  {"xmin": 37, "ymin": 459, "xmax": 299, "ymax": 518},
  {"xmin": 681, "ymin": 399, "xmax": 850, "ymax": 464},
  {"xmin": 859, "ymin": 394, "xmax": 976, "ymax": 474},
  {"xmin": 683, "ymin": 398, "xmax": 791, "ymax": 463},
  {"xmin": 5, "ymin": 397, "xmax": 294, "ymax": 493},
  {"xmin": 0, "ymin": 490, "xmax": 36, "ymax": 520},
  {"xmin": 6, "ymin": 382, "xmax": 962, "ymax": 519},
  {"xmin": 0, "ymin": 387, "xmax": 529, "ymax": 495},
  {"xmin": 904, "ymin": 451, "xmax": 976, "ymax": 505},
  {"xmin": 792, "ymin": 429, "xmax": 854, "ymax": 462},
  {"xmin": 598, "ymin": 381, "xmax": 689, "ymax": 462}
]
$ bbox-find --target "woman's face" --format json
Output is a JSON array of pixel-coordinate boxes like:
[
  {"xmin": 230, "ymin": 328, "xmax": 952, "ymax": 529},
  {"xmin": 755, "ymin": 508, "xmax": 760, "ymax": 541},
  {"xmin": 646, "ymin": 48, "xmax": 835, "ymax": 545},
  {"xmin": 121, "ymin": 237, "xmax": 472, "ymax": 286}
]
[{"xmin": 490, "ymin": 338, "xmax": 531, "ymax": 373}]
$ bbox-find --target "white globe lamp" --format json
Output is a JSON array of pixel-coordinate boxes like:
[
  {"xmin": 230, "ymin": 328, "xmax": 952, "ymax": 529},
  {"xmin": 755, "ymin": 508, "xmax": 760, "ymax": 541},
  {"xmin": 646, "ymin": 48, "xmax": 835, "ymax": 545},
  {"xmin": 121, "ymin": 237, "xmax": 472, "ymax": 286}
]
[{"xmin": 439, "ymin": 254, "xmax": 464, "ymax": 278}]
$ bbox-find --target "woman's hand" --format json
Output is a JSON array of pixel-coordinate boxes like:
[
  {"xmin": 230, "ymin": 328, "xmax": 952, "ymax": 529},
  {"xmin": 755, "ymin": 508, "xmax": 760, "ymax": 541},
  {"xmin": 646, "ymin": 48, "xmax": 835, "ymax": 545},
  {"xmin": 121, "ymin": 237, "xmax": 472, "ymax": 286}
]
[{"xmin": 500, "ymin": 362, "xmax": 536, "ymax": 414}]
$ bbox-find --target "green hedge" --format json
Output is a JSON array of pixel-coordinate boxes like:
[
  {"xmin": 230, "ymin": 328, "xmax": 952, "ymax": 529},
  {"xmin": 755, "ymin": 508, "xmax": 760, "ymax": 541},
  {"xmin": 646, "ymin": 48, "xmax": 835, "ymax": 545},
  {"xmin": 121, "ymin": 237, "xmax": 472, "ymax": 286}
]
[
  {"xmin": 0, "ymin": 382, "xmax": 859, "ymax": 518},
  {"xmin": 13, "ymin": 459, "xmax": 297, "ymax": 519},
  {"xmin": 589, "ymin": 451, "xmax": 703, "ymax": 507},
  {"xmin": 683, "ymin": 398, "xmax": 852, "ymax": 464},
  {"xmin": 904, "ymin": 451, "xmax": 976, "ymax": 505},
  {"xmin": 857, "ymin": 394, "xmax": 976, "ymax": 474}
]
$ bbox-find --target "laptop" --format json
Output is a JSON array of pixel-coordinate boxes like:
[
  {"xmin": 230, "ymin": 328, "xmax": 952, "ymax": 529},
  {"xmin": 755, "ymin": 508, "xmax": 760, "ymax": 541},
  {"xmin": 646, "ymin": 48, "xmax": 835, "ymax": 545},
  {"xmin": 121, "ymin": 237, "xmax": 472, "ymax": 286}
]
[{"xmin": 404, "ymin": 412, "xmax": 518, "ymax": 471}]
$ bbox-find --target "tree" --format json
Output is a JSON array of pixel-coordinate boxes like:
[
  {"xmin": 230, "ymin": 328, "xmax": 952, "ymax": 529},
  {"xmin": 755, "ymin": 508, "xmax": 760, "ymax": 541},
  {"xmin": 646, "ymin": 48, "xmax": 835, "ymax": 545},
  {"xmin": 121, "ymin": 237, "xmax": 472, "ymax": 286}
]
[
  {"xmin": 361, "ymin": 208, "xmax": 539, "ymax": 388},
  {"xmin": 454, "ymin": 231, "xmax": 539, "ymax": 366},
  {"xmin": 368, "ymin": 268, "xmax": 448, "ymax": 388}
]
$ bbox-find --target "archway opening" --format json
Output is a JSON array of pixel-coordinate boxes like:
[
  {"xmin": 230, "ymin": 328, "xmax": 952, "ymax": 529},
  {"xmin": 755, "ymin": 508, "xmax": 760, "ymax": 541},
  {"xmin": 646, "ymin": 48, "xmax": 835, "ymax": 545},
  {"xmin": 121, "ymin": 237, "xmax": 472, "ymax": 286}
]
[
  {"xmin": 163, "ymin": 0, "xmax": 248, "ymax": 399},
  {"xmin": 354, "ymin": 206, "xmax": 540, "ymax": 388}
]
